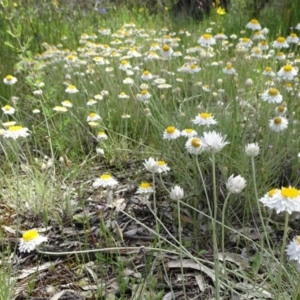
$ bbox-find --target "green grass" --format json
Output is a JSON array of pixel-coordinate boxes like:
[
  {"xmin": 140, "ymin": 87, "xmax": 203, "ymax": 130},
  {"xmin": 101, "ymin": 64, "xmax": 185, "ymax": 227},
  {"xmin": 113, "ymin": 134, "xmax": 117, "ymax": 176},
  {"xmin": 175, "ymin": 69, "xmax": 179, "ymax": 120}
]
[{"xmin": 1, "ymin": 0, "xmax": 300, "ymax": 299}]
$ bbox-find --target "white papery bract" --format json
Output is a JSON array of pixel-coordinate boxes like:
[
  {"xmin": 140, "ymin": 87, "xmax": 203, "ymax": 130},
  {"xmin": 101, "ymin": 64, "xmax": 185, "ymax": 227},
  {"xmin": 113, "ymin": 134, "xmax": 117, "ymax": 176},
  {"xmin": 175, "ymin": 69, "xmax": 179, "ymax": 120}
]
[
  {"xmin": 226, "ymin": 175, "xmax": 247, "ymax": 194},
  {"xmin": 245, "ymin": 143, "xmax": 260, "ymax": 157},
  {"xmin": 200, "ymin": 131, "xmax": 229, "ymax": 153},
  {"xmin": 286, "ymin": 236, "xmax": 300, "ymax": 264},
  {"xmin": 169, "ymin": 186, "xmax": 184, "ymax": 201}
]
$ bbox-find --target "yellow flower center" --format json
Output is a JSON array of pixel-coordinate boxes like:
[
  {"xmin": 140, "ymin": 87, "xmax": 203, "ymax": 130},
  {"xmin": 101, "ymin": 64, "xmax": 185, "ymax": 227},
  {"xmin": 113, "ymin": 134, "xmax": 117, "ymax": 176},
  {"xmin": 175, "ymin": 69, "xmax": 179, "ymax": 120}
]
[
  {"xmin": 98, "ymin": 131, "xmax": 105, "ymax": 135},
  {"xmin": 143, "ymin": 70, "xmax": 150, "ymax": 75},
  {"xmin": 141, "ymin": 90, "xmax": 148, "ymax": 95},
  {"xmin": 254, "ymin": 31, "xmax": 261, "ymax": 35},
  {"xmin": 8, "ymin": 125, "xmax": 22, "ymax": 132},
  {"xmin": 157, "ymin": 160, "xmax": 166, "ymax": 166},
  {"xmin": 191, "ymin": 138, "xmax": 201, "ymax": 148},
  {"xmin": 68, "ymin": 85, "xmax": 76, "ymax": 89},
  {"xmin": 100, "ymin": 174, "xmax": 112, "ymax": 180},
  {"xmin": 277, "ymin": 37, "xmax": 286, "ymax": 43},
  {"xmin": 274, "ymin": 117, "xmax": 282, "ymax": 125},
  {"xmin": 242, "ymin": 38, "xmax": 250, "ymax": 42},
  {"xmin": 23, "ymin": 229, "xmax": 39, "ymax": 241},
  {"xmin": 121, "ymin": 60, "xmax": 128, "ymax": 65},
  {"xmin": 140, "ymin": 182, "xmax": 150, "ymax": 188},
  {"xmin": 89, "ymin": 113, "xmax": 96, "ymax": 117},
  {"xmin": 286, "ymin": 83, "xmax": 292, "ymax": 88},
  {"xmin": 162, "ymin": 44, "xmax": 170, "ymax": 51},
  {"xmin": 260, "ymin": 41, "xmax": 267, "ymax": 45},
  {"xmin": 277, "ymin": 105, "xmax": 285, "ymax": 112},
  {"xmin": 200, "ymin": 112, "xmax": 211, "ymax": 119},
  {"xmin": 283, "ymin": 65, "xmax": 293, "ymax": 72},
  {"xmin": 185, "ymin": 129, "xmax": 193, "ymax": 133},
  {"xmin": 3, "ymin": 105, "xmax": 12, "ymax": 110},
  {"xmin": 63, "ymin": 100, "xmax": 71, "ymax": 104},
  {"xmin": 265, "ymin": 67, "xmax": 272, "ymax": 72},
  {"xmin": 190, "ymin": 64, "xmax": 198, "ymax": 69},
  {"xmin": 67, "ymin": 55, "xmax": 75, "ymax": 60},
  {"xmin": 297, "ymin": 236, "xmax": 300, "ymax": 244},
  {"xmin": 226, "ymin": 64, "xmax": 233, "ymax": 69},
  {"xmin": 120, "ymin": 92, "xmax": 126, "ymax": 95},
  {"xmin": 268, "ymin": 189, "xmax": 277, "ymax": 197},
  {"xmin": 6, "ymin": 75, "xmax": 13, "ymax": 81},
  {"xmin": 268, "ymin": 88, "xmax": 279, "ymax": 96},
  {"xmin": 278, "ymin": 52, "xmax": 284, "ymax": 56},
  {"xmin": 250, "ymin": 19, "xmax": 259, "ymax": 24},
  {"xmin": 281, "ymin": 187, "xmax": 299, "ymax": 198},
  {"xmin": 166, "ymin": 126, "xmax": 175, "ymax": 134},
  {"xmin": 202, "ymin": 34, "xmax": 212, "ymax": 39}
]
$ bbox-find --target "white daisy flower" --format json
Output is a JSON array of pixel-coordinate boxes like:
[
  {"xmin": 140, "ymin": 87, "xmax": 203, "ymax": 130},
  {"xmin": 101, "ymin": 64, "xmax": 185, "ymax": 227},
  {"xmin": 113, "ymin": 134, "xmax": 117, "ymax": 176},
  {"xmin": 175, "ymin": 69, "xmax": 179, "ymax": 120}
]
[
  {"xmin": 156, "ymin": 160, "xmax": 170, "ymax": 173},
  {"xmin": 260, "ymin": 88, "xmax": 283, "ymax": 103},
  {"xmin": 53, "ymin": 106, "xmax": 68, "ymax": 113},
  {"xmin": 272, "ymin": 37, "xmax": 289, "ymax": 49},
  {"xmin": 163, "ymin": 126, "xmax": 181, "ymax": 140},
  {"xmin": 3, "ymin": 75, "xmax": 17, "ymax": 85},
  {"xmin": 197, "ymin": 34, "xmax": 216, "ymax": 47},
  {"xmin": 136, "ymin": 182, "xmax": 154, "ymax": 194},
  {"xmin": 93, "ymin": 174, "xmax": 118, "ymax": 188},
  {"xmin": 277, "ymin": 65, "xmax": 298, "ymax": 81},
  {"xmin": 181, "ymin": 129, "xmax": 197, "ymax": 138},
  {"xmin": 97, "ymin": 131, "xmax": 108, "ymax": 140},
  {"xmin": 269, "ymin": 117, "xmax": 288, "ymax": 132},
  {"xmin": 2, "ymin": 105, "xmax": 15, "ymax": 115},
  {"xmin": 260, "ymin": 187, "xmax": 300, "ymax": 214},
  {"xmin": 245, "ymin": 19, "xmax": 262, "ymax": 31},
  {"xmin": 286, "ymin": 236, "xmax": 300, "ymax": 264},
  {"xmin": 19, "ymin": 229, "xmax": 48, "ymax": 253},
  {"xmin": 4, "ymin": 126, "xmax": 30, "ymax": 139},
  {"xmin": 185, "ymin": 137, "xmax": 203, "ymax": 155},
  {"xmin": 192, "ymin": 113, "xmax": 217, "ymax": 126},
  {"xmin": 87, "ymin": 113, "xmax": 101, "ymax": 122},
  {"xmin": 275, "ymin": 105, "xmax": 287, "ymax": 116},
  {"xmin": 61, "ymin": 100, "xmax": 73, "ymax": 107},
  {"xmin": 65, "ymin": 85, "xmax": 79, "ymax": 94}
]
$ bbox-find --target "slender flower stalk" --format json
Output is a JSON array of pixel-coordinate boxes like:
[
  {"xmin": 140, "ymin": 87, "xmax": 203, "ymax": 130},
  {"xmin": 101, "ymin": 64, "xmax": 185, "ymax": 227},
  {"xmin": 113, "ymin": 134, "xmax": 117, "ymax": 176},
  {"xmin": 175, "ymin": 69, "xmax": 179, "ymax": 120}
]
[
  {"xmin": 211, "ymin": 153, "xmax": 220, "ymax": 300},
  {"xmin": 276, "ymin": 212, "xmax": 289, "ymax": 297}
]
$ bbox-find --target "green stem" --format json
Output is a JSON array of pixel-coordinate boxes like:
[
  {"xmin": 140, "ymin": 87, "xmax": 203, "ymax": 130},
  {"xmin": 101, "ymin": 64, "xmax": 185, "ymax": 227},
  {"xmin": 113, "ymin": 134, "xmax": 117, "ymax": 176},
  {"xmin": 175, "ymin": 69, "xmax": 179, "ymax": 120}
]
[
  {"xmin": 211, "ymin": 153, "xmax": 220, "ymax": 300},
  {"xmin": 221, "ymin": 192, "xmax": 231, "ymax": 272},
  {"xmin": 177, "ymin": 196, "xmax": 187, "ymax": 298},
  {"xmin": 277, "ymin": 212, "xmax": 289, "ymax": 297}
]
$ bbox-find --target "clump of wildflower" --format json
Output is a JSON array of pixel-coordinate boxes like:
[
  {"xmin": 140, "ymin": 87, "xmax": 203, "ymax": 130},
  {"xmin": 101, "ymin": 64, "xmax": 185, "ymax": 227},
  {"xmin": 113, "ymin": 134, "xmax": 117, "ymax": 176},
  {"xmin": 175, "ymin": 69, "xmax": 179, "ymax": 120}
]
[{"xmin": 19, "ymin": 229, "xmax": 48, "ymax": 253}]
